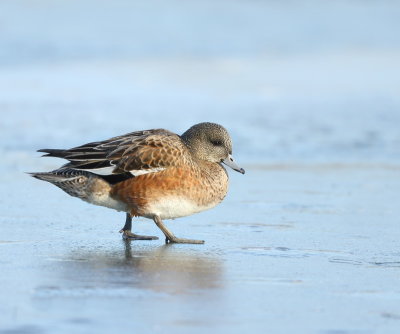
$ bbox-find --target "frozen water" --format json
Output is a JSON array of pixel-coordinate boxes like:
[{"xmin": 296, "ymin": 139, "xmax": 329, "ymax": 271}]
[{"xmin": 2, "ymin": 166, "xmax": 400, "ymax": 334}]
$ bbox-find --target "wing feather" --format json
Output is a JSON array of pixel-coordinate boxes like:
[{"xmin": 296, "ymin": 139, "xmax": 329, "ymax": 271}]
[{"xmin": 38, "ymin": 129, "xmax": 191, "ymax": 174}]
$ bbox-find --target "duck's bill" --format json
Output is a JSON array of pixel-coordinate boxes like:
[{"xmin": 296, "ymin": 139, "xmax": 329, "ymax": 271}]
[{"xmin": 222, "ymin": 155, "xmax": 245, "ymax": 174}]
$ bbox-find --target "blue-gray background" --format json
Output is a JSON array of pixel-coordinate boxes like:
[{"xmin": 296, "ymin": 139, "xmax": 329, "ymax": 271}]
[{"xmin": 1, "ymin": 0, "xmax": 399, "ymax": 164}]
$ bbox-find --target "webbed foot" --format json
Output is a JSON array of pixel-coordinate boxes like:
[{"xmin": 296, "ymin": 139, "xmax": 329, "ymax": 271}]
[
  {"xmin": 120, "ymin": 229, "xmax": 159, "ymax": 240},
  {"xmin": 120, "ymin": 213, "xmax": 158, "ymax": 240},
  {"xmin": 165, "ymin": 236, "xmax": 205, "ymax": 244},
  {"xmin": 153, "ymin": 216, "xmax": 204, "ymax": 245}
]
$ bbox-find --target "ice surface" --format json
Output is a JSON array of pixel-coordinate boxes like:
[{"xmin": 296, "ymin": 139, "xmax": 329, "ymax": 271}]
[{"xmin": 1, "ymin": 1, "xmax": 400, "ymax": 333}]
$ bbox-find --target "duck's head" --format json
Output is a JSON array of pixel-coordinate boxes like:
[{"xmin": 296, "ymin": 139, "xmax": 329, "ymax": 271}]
[{"xmin": 181, "ymin": 122, "xmax": 245, "ymax": 174}]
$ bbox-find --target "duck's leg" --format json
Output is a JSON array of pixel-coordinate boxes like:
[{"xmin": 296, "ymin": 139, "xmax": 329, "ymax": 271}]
[
  {"xmin": 153, "ymin": 215, "xmax": 204, "ymax": 244},
  {"xmin": 120, "ymin": 213, "xmax": 159, "ymax": 240}
]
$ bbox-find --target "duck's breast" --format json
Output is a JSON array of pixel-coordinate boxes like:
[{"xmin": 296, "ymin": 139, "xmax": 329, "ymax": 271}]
[{"xmin": 111, "ymin": 163, "xmax": 228, "ymax": 219}]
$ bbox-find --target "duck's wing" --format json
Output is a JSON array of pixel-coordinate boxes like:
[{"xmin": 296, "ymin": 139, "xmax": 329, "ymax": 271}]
[{"xmin": 38, "ymin": 129, "xmax": 191, "ymax": 175}]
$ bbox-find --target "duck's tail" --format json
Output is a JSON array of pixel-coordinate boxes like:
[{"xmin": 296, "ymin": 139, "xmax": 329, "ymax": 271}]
[
  {"xmin": 30, "ymin": 168, "xmax": 128, "ymax": 211},
  {"xmin": 30, "ymin": 168, "xmax": 101, "ymax": 200}
]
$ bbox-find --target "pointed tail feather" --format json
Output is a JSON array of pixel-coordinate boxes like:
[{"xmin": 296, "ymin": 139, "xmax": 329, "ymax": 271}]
[
  {"xmin": 37, "ymin": 149, "xmax": 67, "ymax": 158},
  {"xmin": 30, "ymin": 168, "xmax": 123, "ymax": 211},
  {"xmin": 30, "ymin": 172, "xmax": 79, "ymax": 183},
  {"xmin": 30, "ymin": 168, "xmax": 92, "ymax": 181},
  {"xmin": 29, "ymin": 169, "xmax": 95, "ymax": 199}
]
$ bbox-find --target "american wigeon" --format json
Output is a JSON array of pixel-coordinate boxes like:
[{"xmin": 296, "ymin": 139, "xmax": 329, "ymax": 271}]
[{"xmin": 31, "ymin": 122, "xmax": 245, "ymax": 244}]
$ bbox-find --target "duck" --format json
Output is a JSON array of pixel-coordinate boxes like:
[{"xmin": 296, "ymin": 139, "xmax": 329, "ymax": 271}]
[{"xmin": 31, "ymin": 122, "xmax": 245, "ymax": 244}]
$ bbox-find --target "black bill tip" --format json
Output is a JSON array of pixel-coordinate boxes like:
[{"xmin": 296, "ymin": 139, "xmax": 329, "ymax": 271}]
[{"xmin": 236, "ymin": 168, "xmax": 245, "ymax": 174}]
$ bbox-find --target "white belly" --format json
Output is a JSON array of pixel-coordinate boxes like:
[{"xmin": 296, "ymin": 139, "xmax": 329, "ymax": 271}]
[
  {"xmin": 145, "ymin": 197, "xmax": 218, "ymax": 220},
  {"xmin": 86, "ymin": 192, "xmax": 129, "ymax": 212}
]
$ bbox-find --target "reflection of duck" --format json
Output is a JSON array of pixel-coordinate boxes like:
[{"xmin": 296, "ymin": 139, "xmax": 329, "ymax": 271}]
[{"xmin": 65, "ymin": 242, "xmax": 223, "ymax": 294}]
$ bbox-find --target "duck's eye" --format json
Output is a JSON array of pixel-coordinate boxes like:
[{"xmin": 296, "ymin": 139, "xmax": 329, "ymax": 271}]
[{"xmin": 211, "ymin": 140, "xmax": 223, "ymax": 146}]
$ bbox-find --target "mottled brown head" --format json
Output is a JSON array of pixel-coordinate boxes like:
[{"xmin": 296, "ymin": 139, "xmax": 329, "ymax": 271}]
[{"xmin": 181, "ymin": 122, "xmax": 245, "ymax": 174}]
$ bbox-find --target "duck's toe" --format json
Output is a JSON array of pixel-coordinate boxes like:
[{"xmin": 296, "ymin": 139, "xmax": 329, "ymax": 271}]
[{"xmin": 120, "ymin": 230, "xmax": 159, "ymax": 240}]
